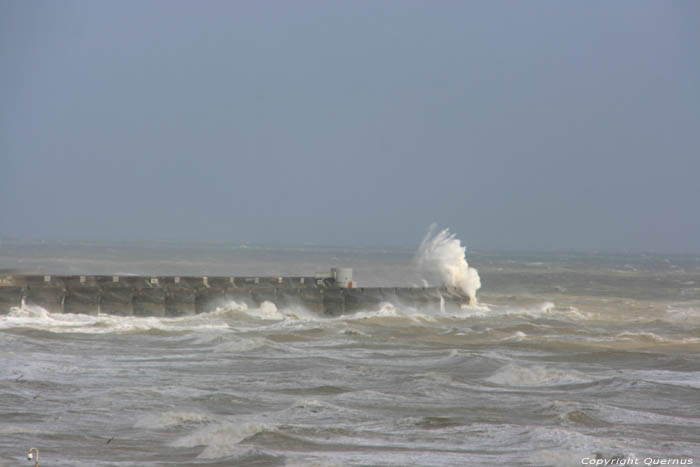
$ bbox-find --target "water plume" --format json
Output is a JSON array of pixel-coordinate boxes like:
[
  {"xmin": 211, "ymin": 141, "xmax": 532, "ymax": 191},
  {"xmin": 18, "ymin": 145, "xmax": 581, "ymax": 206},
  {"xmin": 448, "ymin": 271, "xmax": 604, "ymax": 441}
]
[{"xmin": 414, "ymin": 224, "xmax": 481, "ymax": 303}]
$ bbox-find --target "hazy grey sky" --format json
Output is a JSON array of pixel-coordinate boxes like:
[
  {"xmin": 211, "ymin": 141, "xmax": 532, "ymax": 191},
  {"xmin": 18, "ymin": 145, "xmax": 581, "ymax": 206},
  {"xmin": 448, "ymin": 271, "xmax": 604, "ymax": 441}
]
[{"xmin": 1, "ymin": 1, "xmax": 699, "ymax": 251}]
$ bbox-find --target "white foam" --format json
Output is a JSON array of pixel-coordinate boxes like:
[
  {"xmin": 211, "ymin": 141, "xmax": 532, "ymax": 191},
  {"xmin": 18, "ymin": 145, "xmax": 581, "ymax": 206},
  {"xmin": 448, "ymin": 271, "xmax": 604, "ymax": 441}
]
[
  {"xmin": 321, "ymin": 300, "xmax": 495, "ymax": 325},
  {"xmin": 0, "ymin": 426, "xmax": 43, "ymax": 435},
  {"xmin": 241, "ymin": 301, "xmax": 283, "ymax": 320},
  {"xmin": 171, "ymin": 420, "xmax": 271, "ymax": 459},
  {"xmin": 214, "ymin": 300, "xmax": 322, "ymax": 323},
  {"xmin": 0, "ymin": 296, "xmax": 600, "ymax": 339},
  {"xmin": 501, "ymin": 330, "xmax": 528, "ymax": 342},
  {"xmin": 339, "ymin": 302, "xmax": 452, "ymax": 324},
  {"xmin": 471, "ymin": 302, "xmax": 592, "ymax": 321},
  {"xmin": 615, "ymin": 331, "xmax": 668, "ymax": 343},
  {"xmin": 487, "ymin": 364, "xmax": 593, "ymax": 387},
  {"xmin": 212, "ymin": 337, "xmax": 269, "ymax": 353},
  {"xmin": 286, "ymin": 398, "xmax": 350, "ymax": 415},
  {"xmin": 209, "ymin": 300, "xmax": 249, "ymax": 315},
  {"xmin": 664, "ymin": 306, "xmax": 700, "ymax": 324},
  {"xmin": 284, "ymin": 459, "xmax": 349, "ymax": 467},
  {"xmin": 529, "ymin": 426, "xmax": 636, "ymax": 467},
  {"xmin": 135, "ymin": 411, "xmax": 212, "ymax": 429},
  {"xmin": 344, "ymin": 303, "xmax": 402, "ymax": 321},
  {"xmin": 414, "ymin": 224, "xmax": 481, "ymax": 303},
  {"xmin": 0, "ymin": 305, "xmax": 230, "ymax": 334},
  {"xmin": 626, "ymin": 369, "xmax": 700, "ymax": 389}
]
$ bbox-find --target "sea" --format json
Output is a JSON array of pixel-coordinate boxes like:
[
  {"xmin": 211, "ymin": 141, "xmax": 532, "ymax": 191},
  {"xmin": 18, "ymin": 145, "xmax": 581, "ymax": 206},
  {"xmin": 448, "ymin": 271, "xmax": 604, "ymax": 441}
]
[{"xmin": 1, "ymin": 237, "xmax": 699, "ymax": 466}]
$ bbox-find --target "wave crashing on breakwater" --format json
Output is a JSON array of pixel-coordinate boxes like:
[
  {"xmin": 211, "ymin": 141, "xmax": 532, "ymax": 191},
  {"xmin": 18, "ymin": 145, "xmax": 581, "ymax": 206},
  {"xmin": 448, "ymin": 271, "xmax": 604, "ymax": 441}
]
[{"xmin": 414, "ymin": 224, "xmax": 481, "ymax": 303}]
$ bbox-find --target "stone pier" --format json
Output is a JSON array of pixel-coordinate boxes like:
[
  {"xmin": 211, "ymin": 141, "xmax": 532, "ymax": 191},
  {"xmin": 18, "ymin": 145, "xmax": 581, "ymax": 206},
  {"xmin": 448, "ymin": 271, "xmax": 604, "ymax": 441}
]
[{"xmin": 0, "ymin": 273, "xmax": 471, "ymax": 317}]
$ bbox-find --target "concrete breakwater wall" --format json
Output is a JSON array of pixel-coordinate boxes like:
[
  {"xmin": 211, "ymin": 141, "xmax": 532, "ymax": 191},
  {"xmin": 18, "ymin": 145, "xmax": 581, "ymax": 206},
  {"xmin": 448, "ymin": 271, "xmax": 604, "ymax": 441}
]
[{"xmin": 0, "ymin": 273, "xmax": 471, "ymax": 317}]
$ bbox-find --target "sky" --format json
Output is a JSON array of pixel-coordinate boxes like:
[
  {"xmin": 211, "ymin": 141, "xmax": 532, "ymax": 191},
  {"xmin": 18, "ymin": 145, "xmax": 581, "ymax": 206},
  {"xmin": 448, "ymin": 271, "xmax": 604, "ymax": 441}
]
[{"xmin": 1, "ymin": 1, "xmax": 699, "ymax": 252}]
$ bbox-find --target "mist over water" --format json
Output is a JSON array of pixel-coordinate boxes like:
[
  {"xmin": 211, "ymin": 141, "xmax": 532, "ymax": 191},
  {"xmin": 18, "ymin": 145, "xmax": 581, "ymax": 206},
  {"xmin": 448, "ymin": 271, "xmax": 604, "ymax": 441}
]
[{"xmin": 1, "ymin": 242, "xmax": 700, "ymax": 466}]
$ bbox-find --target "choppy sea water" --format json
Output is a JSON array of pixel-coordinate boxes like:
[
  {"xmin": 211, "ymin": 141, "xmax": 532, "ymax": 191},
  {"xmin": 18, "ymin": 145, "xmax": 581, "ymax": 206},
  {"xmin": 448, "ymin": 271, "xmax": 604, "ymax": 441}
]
[{"xmin": 1, "ymin": 244, "xmax": 699, "ymax": 466}]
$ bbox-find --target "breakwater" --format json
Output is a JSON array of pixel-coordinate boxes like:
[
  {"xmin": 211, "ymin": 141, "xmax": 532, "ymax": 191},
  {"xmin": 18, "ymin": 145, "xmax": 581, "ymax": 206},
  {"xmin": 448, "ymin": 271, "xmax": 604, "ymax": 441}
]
[{"xmin": 0, "ymin": 271, "xmax": 471, "ymax": 316}]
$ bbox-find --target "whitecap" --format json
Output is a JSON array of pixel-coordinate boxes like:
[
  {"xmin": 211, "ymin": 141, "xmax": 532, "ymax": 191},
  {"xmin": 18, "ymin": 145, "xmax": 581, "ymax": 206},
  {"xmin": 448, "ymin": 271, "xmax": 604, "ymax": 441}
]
[
  {"xmin": 135, "ymin": 411, "xmax": 212, "ymax": 429},
  {"xmin": 171, "ymin": 420, "xmax": 272, "ymax": 459},
  {"xmin": 486, "ymin": 364, "xmax": 593, "ymax": 387}
]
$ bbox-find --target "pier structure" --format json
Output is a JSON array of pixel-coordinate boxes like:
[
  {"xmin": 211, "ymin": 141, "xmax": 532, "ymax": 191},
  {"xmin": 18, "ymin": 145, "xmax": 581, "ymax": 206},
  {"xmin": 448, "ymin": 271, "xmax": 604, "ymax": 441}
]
[{"xmin": 0, "ymin": 270, "xmax": 471, "ymax": 317}]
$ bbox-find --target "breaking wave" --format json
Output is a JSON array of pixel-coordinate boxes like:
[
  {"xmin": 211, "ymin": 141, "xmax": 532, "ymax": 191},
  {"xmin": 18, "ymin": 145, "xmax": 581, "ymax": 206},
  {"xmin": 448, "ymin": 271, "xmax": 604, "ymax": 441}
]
[
  {"xmin": 135, "ymin": 411, "xmax": 212, "ymax": 429},
  {"xmin": 0, "ymin": 299, "xmax": 603, "ymax": 336},
  {"xmin": 486, "ymin": 364, "xmax": 594, "ymax": 387},
  {"xmin": 414, "ymin": 224, "xmax": 481, "ymax": 303},
  {"xmin": 171, "ymin": 419, "xmax": 273, "ymax": 459}
]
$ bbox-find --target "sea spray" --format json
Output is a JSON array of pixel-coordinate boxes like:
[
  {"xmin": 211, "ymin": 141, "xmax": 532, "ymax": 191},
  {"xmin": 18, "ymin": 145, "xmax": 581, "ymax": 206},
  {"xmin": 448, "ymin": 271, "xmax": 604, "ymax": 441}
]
[{"xmin": 414, "ymin": 224, "xmax": 481, "ymax": 303}]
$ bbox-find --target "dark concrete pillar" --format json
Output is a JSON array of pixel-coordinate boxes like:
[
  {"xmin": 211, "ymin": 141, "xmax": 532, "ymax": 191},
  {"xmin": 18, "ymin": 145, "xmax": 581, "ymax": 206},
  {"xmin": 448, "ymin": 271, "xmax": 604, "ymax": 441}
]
[
  {"xmin": 25, "ymin": 287, "xmax": 65, "ymax": 313},
  {"xmin": 100, "ymin": 288, "xmax": 134, "ymax": 316},
  {"xmin": 226, "ymin": 288, "xmax": 255, "ymax": 311},
  {"xmin": 344, "ymin": 288, "xmax": 384, "ymax": 313},
  {"xmin": 299, "ymin": 288, "xmax": 324, "ymax": 314},
  {"xmin": 165, "ymin": 288, "xmax": 196, "ymax": 316},
  {"xmin": 63, "ymin": 286, "xmax": 101, "ymax": 315},
  {"xmin": 323, "ymin": 289, "xmax": 345, "ymax": 316},
  {"xmin": 0, "ymin": 286, "xmax": 24, "ymax": 314},
  {"xmin": 133, "ymin": 288, "xmax": 165, "ymax": 317},
  {"xmin": 275, "ymin": 288, "xmax": 302, "ymax": 309},
  {"xmin": 195, "ymin": 288, "xmax": 229, "ymax": 314},
  {"xmin": 251, "ymin": 288, "xmax": 277, "ymax": 306}
]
